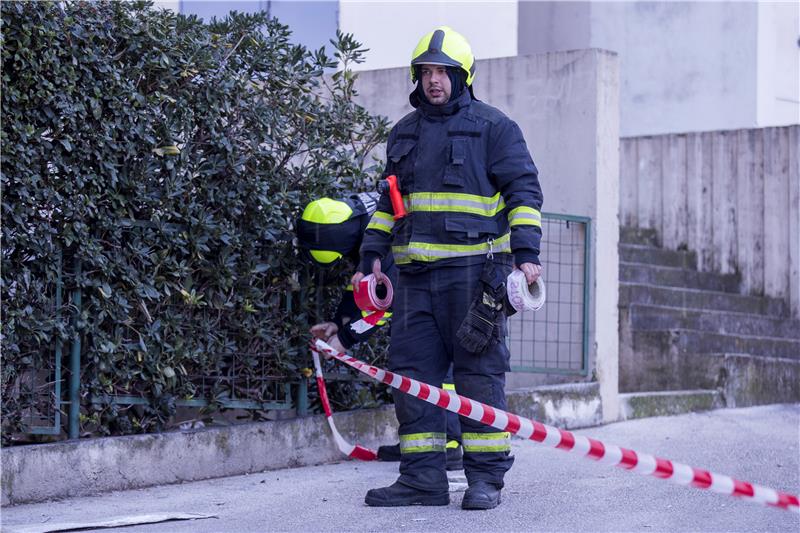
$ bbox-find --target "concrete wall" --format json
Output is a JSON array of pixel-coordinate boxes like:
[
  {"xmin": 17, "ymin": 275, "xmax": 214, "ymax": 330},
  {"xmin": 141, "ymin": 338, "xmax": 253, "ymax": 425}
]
[
  {"xmin": 353, "ymin": 50, "xmax": 620, "ymax": 421},
  {"xmin": 620, "ymin": 125, "xmax": 800, "ymax": 317},
  {"xmin": 3, "ymin": 385, "xmax": 603, "ymax": 505},
  {"xmin": 339, "ymin": 1, "xmax": 518, "ymax": 72},
  {"xmin": 519, "ymin": 1, "xmax": 800, "ymax": 137}
]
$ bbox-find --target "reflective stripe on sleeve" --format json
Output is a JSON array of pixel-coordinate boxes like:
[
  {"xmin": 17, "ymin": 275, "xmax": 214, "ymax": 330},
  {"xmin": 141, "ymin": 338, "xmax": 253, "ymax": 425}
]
[
  {"xmin": 362, "ymin": 309, "xmax": 391, "ymax": 325},
  {"xmin": 462, "ymin": 432, "xmax": 511, "ymax": 453},
  {"xmin": 508, "ymin": 206, "xmax": 542, "ymax": 227},
  {"xmin": 442, "ymin": 383, "xmax": 456, "ymax": 391},
  {"xmin": 392, "ymin": 233, "xmax": 511, "ymax": 264},
  {"xmin": 400, "ymin": 432, "xmax": 447, "ymax": 454},
  {"xmin": 366, "ymin": 211, "xmax": 395, "ymax": 234}
]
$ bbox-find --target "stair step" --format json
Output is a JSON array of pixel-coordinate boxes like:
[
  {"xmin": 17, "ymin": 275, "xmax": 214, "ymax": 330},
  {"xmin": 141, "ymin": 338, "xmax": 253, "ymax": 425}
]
[
  {"xmin": 633, "ymin": 329, "xmax": 800, "ymax": 361},
  {"xmin": 620, "ymin": 262, "xmax": 740, "ymax": 292},
  {"xmin": 620, "ymin": 226, "xmax": 660, "ymax": 247},
  {"xmin": 706, "ymin": 353, "xmax": 800, "ymax": 407},
  {"xmin": 627, "ymin": 304, "xmax": 800, "ymax": 340},
  {"xmin": 619, "ymin": 283, "xmax": 788, "ymax": 316},
  {"xmin": 620, "ymin": 244, "xmax": 698, "ymax": 269},
  {"xmin": 618, "ymin": 390, "xmax": 723, "ymax": 420}
]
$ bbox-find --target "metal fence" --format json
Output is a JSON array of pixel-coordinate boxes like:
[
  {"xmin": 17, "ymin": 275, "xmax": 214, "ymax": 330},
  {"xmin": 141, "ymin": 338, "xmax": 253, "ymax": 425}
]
[
  {"xmin": 17, "ymin": 250, "xmax": 64, "ymax": 437},
  {"xmin": 507, "ymin": 214, "xmax": 591, "ymax": 375},
  {"xmin": 16, "ymin": 213, "xmax": 590, "ymax": 439}
]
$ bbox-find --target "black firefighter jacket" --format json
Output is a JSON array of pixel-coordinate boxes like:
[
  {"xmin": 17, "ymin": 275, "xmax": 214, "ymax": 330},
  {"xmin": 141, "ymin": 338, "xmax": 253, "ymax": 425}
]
[{"xmin": 360, "ymin": 89, "xmax": 543, "ymax": 274}]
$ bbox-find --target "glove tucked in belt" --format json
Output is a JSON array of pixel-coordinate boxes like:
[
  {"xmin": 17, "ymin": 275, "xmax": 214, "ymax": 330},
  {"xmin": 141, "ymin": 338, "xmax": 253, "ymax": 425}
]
[{"xmin": 457, "ymin": 260, "xmax": 507, "ymax": 354}]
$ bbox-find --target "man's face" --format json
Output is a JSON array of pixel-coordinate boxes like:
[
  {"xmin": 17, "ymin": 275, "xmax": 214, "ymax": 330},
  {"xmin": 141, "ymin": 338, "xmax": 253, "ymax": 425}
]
[{"xmin": 419, "ymin": 64, "xmax": 451, "ymax": 105}]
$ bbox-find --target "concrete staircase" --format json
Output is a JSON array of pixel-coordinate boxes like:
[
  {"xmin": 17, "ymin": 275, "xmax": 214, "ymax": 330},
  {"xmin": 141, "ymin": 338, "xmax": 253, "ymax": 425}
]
[{"xmin": 618, "ymin": 227, "xmax": 800, "ymax": 414}]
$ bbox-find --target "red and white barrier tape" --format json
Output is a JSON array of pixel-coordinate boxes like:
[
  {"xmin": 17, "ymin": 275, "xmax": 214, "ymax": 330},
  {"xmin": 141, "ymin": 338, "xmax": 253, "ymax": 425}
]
[
  {"xmin": 311, "ymin": 349, "xmax": 377, "ymax": 461},
  {"xmin": 311, "ymin": 339, "xmax": 799, "ymax": 513},
  {"xmin": 349, "ymin": 310, "xmax": 386, "ymax": 335},
  {"xmin": 354, "ymin": 274, "xmax": 393, "ymax": 312}
]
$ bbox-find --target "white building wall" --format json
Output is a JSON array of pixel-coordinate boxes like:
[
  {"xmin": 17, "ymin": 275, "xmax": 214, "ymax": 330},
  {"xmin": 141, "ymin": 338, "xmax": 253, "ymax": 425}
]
[
  {"xmin": 757, "ymin": 2, "xmax": 800, "ymax": 127},
  {"xmin": 519, "ymin": 1, "xmax": 799, "ymax": 137},
  {"xmin": 338, "ymin": 1, "xmax": 518, "ymax": 71}
]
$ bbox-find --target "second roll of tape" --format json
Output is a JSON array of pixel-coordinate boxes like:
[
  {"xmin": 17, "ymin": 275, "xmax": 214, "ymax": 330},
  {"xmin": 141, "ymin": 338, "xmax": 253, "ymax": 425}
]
[{"xmin": 506, "ymin": 269, "xmax": 546, "ymax": 312}]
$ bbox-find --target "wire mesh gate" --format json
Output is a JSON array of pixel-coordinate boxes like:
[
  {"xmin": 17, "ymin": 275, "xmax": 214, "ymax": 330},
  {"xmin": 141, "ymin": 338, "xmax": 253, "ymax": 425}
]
[{"xmin": 507, "ymin": 213, "xmax": 591, "ymax": 375}]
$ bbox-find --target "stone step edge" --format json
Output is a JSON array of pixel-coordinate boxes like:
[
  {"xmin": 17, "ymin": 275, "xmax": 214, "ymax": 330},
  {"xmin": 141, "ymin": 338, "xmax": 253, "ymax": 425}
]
[
  {"xmin": 619, "ymin": 389, "xmax": 724, "ymax": 421},
  {"xmin": 620, "ymin": 282, "xmax": 787, "ymax": 312},
  {"xmin": 633, "ymin": 327, "xmax": 800, "ymax": 345},
  {"xmin": 626, "ymin": 301, "xmax": 797, "ymax": 323},
  {"xmin": 620, "ymin": 261, "xmax": 739, "ymax": 277}
]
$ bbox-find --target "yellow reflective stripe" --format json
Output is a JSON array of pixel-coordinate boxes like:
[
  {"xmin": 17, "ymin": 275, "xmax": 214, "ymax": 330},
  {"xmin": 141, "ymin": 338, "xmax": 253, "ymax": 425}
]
[
  {"xmin": 446, "ymin": 439, "xmax": 460, "ymax": 449},
  {"xmin": 400, "ymin": 432, "xmax": 446, "ymax": 453},
  {"xmin": 345, "ymin": 284, "xmax": 353, "ymax": 291},
  {"xmin": 462, "ymin": 432, "xmax": 511, "ymax": 453},
  {"xmin": 442, "ymin": 383, "xmax": 455, "ymax": 391},
  {"xmin": 405, "ymin": 192, "xmax": 506, "ymax": 217},
  {"xmin": 361, "ymin": 309, "xmax": 391, "ymax": 325},
  {"xmin": 393, "ymin": 233, "xmax": 511, "ymax": 264},
  {"xmin": 508, "ymin": 206, "xmax": 542, "ymax": 227},
  {"xmin": 367, "ymin": 211, "xmax": 394, "ymax": 234}
]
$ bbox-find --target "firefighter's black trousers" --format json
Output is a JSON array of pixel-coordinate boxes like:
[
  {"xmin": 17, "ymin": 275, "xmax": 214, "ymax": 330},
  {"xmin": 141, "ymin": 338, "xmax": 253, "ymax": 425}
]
[{"xmin": 389, "ymin": 260, "xmax": 514, "ymax": 491}]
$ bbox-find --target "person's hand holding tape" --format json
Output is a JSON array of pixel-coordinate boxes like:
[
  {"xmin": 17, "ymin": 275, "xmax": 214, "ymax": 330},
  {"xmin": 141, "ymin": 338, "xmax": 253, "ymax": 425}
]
[
  {"xmin": 352, "ymin": 258, "xmax": 392, "ymax": 312},
  {"xmin": 517, "ymin": 262, "xmax": 542, "ymax": 285},
  {"xmin": 351, "ymin": 257, "xmax": 386, "ymax": 290}
]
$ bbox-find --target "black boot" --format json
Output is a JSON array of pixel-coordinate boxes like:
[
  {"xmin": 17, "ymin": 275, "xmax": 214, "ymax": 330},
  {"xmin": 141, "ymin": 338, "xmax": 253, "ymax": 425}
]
[
  {"xmin": 461, "ymin": 481, "xmax": 502, "ymax": 510},
  {"xmin": 376, "ymin": 443, "xmax": 401, "ymax": 462},
  {"xmin": 365, "ymin": 481, "xmax": 450, "ymax": 507},
  {"xmin": 445, "ymin": 443, "xmax": 463, "ymax": 471}
]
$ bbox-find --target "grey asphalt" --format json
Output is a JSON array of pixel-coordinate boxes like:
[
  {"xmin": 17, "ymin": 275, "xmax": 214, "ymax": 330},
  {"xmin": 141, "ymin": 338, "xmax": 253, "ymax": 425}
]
[{"xmin": 3, "ymin": 404, "xmax": 799, "ymax": 533}]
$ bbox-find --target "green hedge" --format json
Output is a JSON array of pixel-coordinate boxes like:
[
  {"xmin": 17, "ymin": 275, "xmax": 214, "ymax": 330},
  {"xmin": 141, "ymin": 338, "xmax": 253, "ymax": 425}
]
[{"xmin": 1, "ymin": 0, "xmax": 390, "ymax": 440}]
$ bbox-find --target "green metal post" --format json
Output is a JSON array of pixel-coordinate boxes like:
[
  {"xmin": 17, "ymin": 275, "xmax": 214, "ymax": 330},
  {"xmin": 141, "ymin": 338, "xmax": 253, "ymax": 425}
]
[
  {"xmin": 54, "ymin": 249, "xmax": 63, "ymax": 434},
  {"xmin": 296, "ymin": 379, "xmax": 308, "ymax": 416},
  {"xmin": 581, "ymin": 219, "xmax": 592, "ymax": 376},
  {"xmin": 68, "ymin": 257, "xmax": 82, "ymax": 439}
]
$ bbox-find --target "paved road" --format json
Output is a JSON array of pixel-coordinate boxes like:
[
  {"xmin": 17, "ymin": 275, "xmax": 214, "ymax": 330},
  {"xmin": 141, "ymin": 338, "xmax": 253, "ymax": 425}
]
[{"xmin": 3, "ymin": 404, "xmax": 799, "ymax": 533}]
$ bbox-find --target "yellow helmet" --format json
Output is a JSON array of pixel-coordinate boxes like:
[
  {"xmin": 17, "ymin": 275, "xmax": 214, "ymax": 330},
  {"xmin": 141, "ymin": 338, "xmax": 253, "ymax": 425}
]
[
  {"xmin": 296, "ymin": 193, "xmax": 379, "ymax": 267},
  {"xmin": 297, "ymin": 198, "xmax": 354, "ymax": 265},
  {"xmin": 410, "ymin": 26, "xmax": 475, "ymax": 86}
]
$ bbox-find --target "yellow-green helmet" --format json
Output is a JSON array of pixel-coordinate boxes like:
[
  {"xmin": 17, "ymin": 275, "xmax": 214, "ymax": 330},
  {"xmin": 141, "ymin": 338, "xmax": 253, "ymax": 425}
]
[
  {"xmin": 410, "ymin": 26, "xmax": 475, "ymax": 86},
  {"xmin": 296, "ymin": 193, "xmax": 379, "ymax": 267},
  {"xmin": 297, "ymin": 198, "xmax": 353, "ymax": 265}
]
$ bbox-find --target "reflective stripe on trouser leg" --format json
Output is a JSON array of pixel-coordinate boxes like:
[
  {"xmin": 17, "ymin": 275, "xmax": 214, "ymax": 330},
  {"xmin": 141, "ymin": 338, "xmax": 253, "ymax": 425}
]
[
  {"xmin": 400, "ymin": 432, "xmax": 447, "ymax": 454},
  {"xmin": 462, "ymin": 432, "xmax": 511, "ymax": 453}
]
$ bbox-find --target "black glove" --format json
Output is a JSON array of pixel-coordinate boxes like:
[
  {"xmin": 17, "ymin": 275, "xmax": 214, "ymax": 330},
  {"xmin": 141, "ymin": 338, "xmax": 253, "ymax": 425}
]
[{"xmin": 457, "ymin": 261, "xmax": 507, "ymax": 354}]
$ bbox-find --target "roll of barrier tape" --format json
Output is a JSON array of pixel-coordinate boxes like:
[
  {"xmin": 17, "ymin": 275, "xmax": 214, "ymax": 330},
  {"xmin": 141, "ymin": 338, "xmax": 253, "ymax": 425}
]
[
  {"xmin": 507, "ymin": 270, "xmax": 546, "ymax": 312},
  {"xmin": 354, "ymin": 274, "xmax": 393, "ymax": 312}
]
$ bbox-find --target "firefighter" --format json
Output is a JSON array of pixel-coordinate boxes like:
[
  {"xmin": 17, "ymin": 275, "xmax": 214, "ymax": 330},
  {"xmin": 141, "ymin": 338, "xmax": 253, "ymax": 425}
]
[
  {"xmin": 296, "ymin": 193, "xmax": 463, "ymax": 469},
  {"xmin": 353, "ymin": 26, "xmax": 543, "ymax": 509}
]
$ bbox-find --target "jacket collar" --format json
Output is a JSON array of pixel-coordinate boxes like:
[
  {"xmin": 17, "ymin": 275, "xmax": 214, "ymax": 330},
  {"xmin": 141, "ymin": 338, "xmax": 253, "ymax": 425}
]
[{"xmin": 409, "ymin": 89, "xmax": 472, "ymax": 118}]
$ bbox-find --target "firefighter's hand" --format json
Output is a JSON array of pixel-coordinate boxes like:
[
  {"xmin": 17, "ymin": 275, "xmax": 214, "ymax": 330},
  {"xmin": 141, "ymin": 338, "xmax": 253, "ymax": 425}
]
[
  {"xmin": 310, "ymin": 322, "xmax": 338, "ymax": 340},
  {"xmin": 325, "ymin": 334, "xmax": 346, "ymax": 355},
  {"xmin": 352, "ymin": 258, "xmax": 386, "ymax": 290},
  {"xmin": 517, "ymin": 262, "xmax": 542, "ymax": 285}
]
